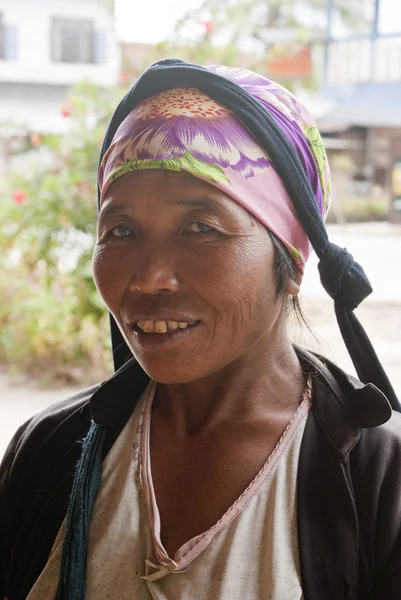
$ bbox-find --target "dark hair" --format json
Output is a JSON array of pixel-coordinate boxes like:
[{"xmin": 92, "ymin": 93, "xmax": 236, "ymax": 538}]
[{"xmin": 268, "ymin": 230, "xmax": 308, "ymax": 329}]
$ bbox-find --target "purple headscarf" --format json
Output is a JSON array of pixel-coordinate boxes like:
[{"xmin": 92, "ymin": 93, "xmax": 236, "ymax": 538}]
[{"xmin": 99, "ymin": 65, "xmax": 331, "ymax": 266}]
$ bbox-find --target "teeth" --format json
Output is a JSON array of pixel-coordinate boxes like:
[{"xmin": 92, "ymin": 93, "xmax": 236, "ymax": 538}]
[
  {"xmin": 142, "ymin": 320, "xmax": 155, "ymax": 333},
  {"xmin": 136, "ymin": 320, "xmax": 194, "ymax": 334},
  {"xmin": 154, "ymin": 321, "xmax": 167, "ymax": 333}
]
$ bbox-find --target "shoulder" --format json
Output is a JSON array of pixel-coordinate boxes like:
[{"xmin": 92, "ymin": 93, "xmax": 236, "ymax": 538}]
[
  {"xmin": 299, "ymin": 347, "xmax": 395, "ymax": 427},
  {"xmin": 0, "ymin": 382, "xmax": 104, "ymax": 595},
  {"xmin": 0, "ymin": 383, "xmax": 101, "ymax": 488},
  {"xmin": 1, "ymin": 357, "xmax": 149, "ymax": 488},
  {"xmin": 297, "ymin": 347, "xmax": 401, "ymax": 465}
]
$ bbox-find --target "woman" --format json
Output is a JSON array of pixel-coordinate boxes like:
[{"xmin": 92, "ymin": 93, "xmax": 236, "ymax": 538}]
[{"xmin": 1, "ymin": 59, "xmax": 401, "ymax": 600}]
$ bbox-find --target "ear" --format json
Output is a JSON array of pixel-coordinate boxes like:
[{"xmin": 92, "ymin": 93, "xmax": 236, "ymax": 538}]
[{"xmin": 284, "ymin": 273, "xmax": 302, "ymax": 296}]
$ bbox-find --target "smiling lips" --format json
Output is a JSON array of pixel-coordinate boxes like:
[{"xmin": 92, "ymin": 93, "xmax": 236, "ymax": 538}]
[{"xmin": 136, "ymin": 320, "xmax": 197, "ymax": 334}]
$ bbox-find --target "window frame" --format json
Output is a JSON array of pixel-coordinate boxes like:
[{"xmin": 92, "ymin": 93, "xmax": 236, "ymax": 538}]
[{"xmin": 50, "ymin": 17, "xmax": 96, "ymax": 65}]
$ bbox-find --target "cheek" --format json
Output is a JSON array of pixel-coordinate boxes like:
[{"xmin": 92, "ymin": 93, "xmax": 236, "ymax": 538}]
[
  {"xmin": 190, "ymin": 238, "xmax": 278, "ymax": 324},
  {"xmin": 92, "ymin": 245, "xmax": 127, "ymax": 313},
  {"xmin": 234, "ymin": 253, "xmax": 278, "ymax": 325}
]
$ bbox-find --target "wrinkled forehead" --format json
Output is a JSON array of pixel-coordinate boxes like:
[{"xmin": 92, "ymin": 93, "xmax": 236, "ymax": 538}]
[
  {"xmin": 103, "ymin": 168, "xmax": 229, "ymax": 205},
  {"xmin": 100, "ymin": 168, "xmax": 259, "ymax": 228}
]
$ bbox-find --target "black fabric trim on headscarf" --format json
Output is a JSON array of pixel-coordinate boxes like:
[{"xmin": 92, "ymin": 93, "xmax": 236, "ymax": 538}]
[{"xmin": 98, "ymin": 58, "xmax": 399, "ymax": 411}]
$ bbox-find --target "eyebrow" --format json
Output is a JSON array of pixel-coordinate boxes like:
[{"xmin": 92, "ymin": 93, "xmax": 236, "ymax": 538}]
[
  {"xmin": 99, "ymin": 196, "xmax": 221, "ymax": 219},
  {"xmin": 175, "ymin": 196, "xmax": 219, "ymax": 209},
  {"xmin": 98, "ymin": 203, "xmax": 127, "ymax": 219}
]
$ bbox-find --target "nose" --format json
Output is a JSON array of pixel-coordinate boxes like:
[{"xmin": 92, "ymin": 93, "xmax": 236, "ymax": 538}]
[{"xmin": 127, "ymin": 241, "xmax": 180, "ymax": 296}]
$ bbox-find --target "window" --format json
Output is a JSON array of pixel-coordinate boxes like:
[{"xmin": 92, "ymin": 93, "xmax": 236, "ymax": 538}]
[
  {"xmin": 0, "ymin": 14, "xmax": 4, "ymax": 59},
  {"xmin": 51, "ymin": 18, "xmax": 95, "ymax": 64},
  {"xmin": 0, "ymin": 14, "xmax": 18, "ymax": 60}
]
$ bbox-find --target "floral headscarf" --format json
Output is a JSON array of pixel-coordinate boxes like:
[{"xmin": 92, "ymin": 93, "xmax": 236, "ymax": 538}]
[{"xmin": 99, "ymin": 65, "xmax": 331, "ymax": 266}]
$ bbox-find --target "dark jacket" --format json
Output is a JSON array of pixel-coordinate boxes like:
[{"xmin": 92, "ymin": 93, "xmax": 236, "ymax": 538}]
[{"xmin": 1, "ymin": 348, "xmax": 401, "ymax": 600}]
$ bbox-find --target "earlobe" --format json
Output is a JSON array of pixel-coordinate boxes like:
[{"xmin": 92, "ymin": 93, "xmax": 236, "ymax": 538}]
[{"xmin": 284, "ymin": 277, "xmax": 301, "ymax": 296}]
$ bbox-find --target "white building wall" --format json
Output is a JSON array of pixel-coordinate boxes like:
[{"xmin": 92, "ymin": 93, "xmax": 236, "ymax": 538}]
[
  {"xmin": 0, "ymin": 0, "xmax": 120, "ymax": 87},
  {"xmin": 327, "ymin": 35, "xmax": 401, "ymax": 87}
]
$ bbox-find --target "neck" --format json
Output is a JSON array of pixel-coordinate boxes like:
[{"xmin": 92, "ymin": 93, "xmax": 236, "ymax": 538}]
[{"xmin": 154, "ymin": 326, "xmax": 305, "ymax": 436}]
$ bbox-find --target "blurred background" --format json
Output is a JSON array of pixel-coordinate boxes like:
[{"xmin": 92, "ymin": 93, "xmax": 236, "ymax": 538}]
[{"xmin": 0, "ymin": 0, "xmax": 400, "ymax": 455}]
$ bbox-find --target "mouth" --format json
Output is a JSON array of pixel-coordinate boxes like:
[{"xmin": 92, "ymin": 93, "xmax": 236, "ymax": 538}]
[
  {"xmin": 129, "ymin": 319, "xmax": 201, "ymax": 351},
  {"xmin": 135, "ymin": 319, "xmax": 197, "ymax": 334}
]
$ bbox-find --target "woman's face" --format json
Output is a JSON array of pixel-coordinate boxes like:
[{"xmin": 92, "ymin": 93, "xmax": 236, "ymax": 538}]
[{"xmin": 93, "ymin": 170, "xmax": 292, "ymax": 384}]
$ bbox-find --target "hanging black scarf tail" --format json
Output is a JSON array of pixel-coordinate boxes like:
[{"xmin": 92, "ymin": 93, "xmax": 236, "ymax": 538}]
[
  {"xmin": 334, "ymin": 302, "xmax": 398, "ymax": 408},
  {"xmin": 317, "ymin": 241, "xmax": 399, "ymax": 410}
]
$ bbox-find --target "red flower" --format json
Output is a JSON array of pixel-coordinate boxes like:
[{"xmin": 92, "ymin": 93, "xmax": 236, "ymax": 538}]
[
  {"xmin": 30, "ymin": 133, "xmax": 42, "ymax": 147},
  {"xmin": 120, "ymin": 71, "xmax": 130, "ymax": 86},
  {"xmin": 61, "ymin": 106, "xmax": 71, "ymax": 118},
  {"xmin": 12, "ymin": 189, "xmax": 27, "ymax": 205},
  {"xmin": 204, "ymin": 21, "xmax": 214, "ymax": 35}
]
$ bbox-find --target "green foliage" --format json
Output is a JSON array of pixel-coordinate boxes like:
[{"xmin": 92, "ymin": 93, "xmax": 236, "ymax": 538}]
[
  {"xmin": 326, "ymin": 195, "xmax": 389, "ymax": 224},
  {"xmin": 0, "ymin": 81, "xmax": 123, "ymax": 384}
]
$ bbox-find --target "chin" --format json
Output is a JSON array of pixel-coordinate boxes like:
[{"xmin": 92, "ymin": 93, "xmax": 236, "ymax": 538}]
[
  {"xmin": 133, "ymin": 358, "xmax": 204, "ymax": 385},
  {"xmin": 124, "ymin": 324, "xmax": 216, "ymax": 384}
]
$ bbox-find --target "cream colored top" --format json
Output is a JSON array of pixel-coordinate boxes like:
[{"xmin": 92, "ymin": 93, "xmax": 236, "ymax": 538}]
[{"xmin": 27, "ymin": 380, "xmax": 311, "ymax": 600}]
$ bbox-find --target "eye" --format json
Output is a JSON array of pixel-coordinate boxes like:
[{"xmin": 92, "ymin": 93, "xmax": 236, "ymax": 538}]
[
  {"xmin": 109, "ymin": 225, "xmax": 135, "ymax": 238},
  {"xmin": 186, "ymin": 221, "xmax": 214, "ymax": 234}
]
